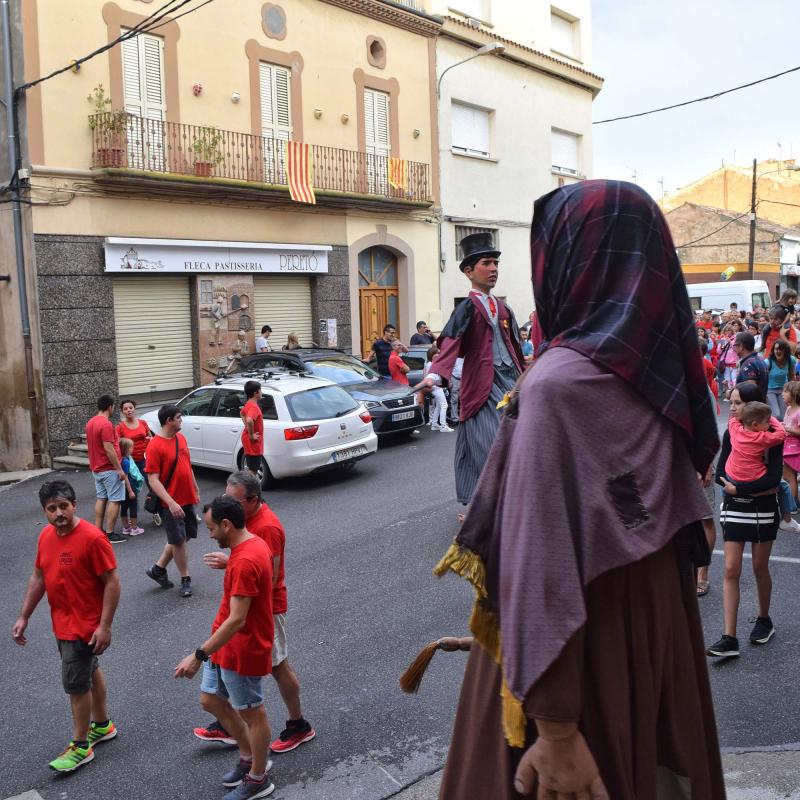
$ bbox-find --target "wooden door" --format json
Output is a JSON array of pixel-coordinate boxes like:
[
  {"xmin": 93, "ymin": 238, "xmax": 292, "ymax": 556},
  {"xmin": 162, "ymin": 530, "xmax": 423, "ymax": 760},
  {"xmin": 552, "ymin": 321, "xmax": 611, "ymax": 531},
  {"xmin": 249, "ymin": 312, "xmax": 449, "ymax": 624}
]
[{"xmin": 358, "ymin": 247, "xmax": 399, "ymax": 358}]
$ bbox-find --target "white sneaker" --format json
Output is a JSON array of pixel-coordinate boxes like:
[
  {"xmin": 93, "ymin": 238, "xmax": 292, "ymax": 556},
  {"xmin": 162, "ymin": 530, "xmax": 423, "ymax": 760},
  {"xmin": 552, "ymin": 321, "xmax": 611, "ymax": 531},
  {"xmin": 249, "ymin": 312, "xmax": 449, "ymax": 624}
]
[
  {"xmin": 779, "ymin": 518, "xmax": 800, "ymax": 533},
  {"xmin": 438, "ymin": 426, "xmax": 454, "ymax": 433}
]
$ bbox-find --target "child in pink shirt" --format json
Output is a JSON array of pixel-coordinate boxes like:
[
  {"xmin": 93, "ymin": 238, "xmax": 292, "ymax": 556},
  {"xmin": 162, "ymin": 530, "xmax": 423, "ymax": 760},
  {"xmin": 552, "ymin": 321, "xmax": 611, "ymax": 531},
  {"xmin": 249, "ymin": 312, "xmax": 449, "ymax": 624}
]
[{"xmin": 726, "ymin": 402, "xmax": 786, "ymax": 482}]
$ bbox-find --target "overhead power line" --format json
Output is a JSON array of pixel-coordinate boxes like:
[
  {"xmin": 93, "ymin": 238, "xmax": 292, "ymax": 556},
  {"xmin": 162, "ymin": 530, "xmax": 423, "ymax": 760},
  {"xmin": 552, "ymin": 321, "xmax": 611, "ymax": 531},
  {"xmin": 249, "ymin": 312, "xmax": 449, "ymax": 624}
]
[
  {"xmin": 14, "ymin": 0, "xmax": 209, "ymax": 95},
  {"xmin": 674, "ymin": 209, "xmax": 753, "ymax": 249},
  {"xmin": 594, "ymin": 63, "xmax": 800, "ymax": 125}
]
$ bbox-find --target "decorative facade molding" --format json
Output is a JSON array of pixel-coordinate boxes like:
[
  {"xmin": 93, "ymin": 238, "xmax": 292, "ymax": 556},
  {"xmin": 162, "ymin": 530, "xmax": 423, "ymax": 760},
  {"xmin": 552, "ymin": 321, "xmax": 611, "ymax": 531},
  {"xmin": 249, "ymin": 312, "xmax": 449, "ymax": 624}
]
[{"xmin": 316, "ymin": 0, "xmax": 442, "ymax": 37}]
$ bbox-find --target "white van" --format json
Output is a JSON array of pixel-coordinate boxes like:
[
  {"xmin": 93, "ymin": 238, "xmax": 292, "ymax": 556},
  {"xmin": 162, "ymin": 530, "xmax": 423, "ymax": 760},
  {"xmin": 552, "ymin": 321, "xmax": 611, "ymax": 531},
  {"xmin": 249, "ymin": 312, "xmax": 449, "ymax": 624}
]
[{"xmin": 685, "ymin": 280, "xmax": 772, "ymax": 313}]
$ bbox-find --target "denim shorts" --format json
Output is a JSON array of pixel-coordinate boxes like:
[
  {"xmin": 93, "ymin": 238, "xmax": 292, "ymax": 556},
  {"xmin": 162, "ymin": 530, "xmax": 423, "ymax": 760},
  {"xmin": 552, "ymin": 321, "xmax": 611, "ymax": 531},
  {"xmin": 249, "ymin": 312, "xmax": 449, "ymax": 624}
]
[
  {"xmin": 200, "ymin": 661, "xmax": 264, "ymax": 710},
  {"xmin": 272, "ymin": 613, "xmax": 288, "ymax": 667},
  {"xmin": 94, "ymin": 470, "xmax": 126, "ymax": 502}
]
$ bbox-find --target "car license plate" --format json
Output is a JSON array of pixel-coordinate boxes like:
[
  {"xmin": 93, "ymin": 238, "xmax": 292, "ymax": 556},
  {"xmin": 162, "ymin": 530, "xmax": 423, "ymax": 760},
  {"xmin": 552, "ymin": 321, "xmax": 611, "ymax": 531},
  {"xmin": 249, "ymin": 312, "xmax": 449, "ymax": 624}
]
[
  {"xmin": 391, "ymin": 410, "xmax": 416, "ymax": 421},
  {"xmin": 333, "ymin": 445, "xmax": 368, "ymax": 462}
]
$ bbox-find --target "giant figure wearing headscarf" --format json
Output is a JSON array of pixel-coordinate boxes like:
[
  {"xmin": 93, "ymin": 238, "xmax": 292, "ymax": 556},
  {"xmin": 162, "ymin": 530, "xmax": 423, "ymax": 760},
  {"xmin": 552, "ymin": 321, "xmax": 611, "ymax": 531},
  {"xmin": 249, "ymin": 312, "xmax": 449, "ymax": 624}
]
[
  {"xmin": 435, "ymin": 181, "xmax": 725, "ymax": 799},
  {"xmin": 425, "ymin": 232, "xmax": 524, "ymax": 506}
]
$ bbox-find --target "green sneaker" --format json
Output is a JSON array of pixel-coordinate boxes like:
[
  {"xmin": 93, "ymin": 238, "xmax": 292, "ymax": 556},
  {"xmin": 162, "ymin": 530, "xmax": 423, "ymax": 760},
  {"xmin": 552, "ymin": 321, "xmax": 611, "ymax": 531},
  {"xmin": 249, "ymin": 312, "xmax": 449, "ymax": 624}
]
[
  {"xmin": 88, "ymin": 720, "xmax": 118, "ymax": 746},
  {"xmin": 48, "ymin": 741, "xmax": 95, "ymax": 773}
]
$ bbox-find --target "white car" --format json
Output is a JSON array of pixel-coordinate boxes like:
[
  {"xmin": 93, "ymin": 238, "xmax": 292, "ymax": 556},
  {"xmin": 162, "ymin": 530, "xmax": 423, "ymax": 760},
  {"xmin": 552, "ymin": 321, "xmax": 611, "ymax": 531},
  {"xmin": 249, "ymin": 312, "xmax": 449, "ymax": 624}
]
[{"xmin": 140, "ymin": 371, "xmax": 378, "ymax": 488}]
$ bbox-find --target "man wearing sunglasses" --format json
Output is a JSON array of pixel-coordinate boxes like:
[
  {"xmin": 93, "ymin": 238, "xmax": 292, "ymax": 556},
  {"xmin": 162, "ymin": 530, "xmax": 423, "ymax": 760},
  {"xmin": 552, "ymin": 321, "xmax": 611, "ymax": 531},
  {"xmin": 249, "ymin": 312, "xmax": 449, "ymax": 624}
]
[{"xmin": 424, "ymin": 232, "xmax": 524, "ymax": 507}]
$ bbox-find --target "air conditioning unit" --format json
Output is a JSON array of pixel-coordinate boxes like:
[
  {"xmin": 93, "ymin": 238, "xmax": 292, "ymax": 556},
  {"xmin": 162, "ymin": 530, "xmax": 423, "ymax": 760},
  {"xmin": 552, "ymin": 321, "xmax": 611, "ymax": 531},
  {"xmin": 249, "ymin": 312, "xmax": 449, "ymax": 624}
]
[{"xmin": 466, "ymin": 16, "xmax": 481, "ymax": 28}]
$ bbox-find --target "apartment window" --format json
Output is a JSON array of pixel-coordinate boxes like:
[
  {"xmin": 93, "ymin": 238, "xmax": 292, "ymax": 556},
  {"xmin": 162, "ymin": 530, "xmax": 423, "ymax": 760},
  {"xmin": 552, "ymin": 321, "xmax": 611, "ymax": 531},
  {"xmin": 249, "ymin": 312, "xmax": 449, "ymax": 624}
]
[
  {"xmin": 451, "ymin": 0, "xmax": 489, "ymax": 20},
  {"xmin": 550, "ymin": 9, "xmax": 579, "ymax": 59},
  {"xmin": 552, "ymin": 129, "xmax": 580, "ymax": 176},
  {"xmin": 451, "ymin": 102, "xmax": 492, "ymax": 158},
  {"xmin": 200, "ymin": 280, "xmax": 213, "ymax": 305},
  {"xmin": 455, "ymin": 225, "xmax": 497, "ymax": 259},
  {"xmin": 259, "ymin": 62, "xmax": 292, "ymax": 140}
]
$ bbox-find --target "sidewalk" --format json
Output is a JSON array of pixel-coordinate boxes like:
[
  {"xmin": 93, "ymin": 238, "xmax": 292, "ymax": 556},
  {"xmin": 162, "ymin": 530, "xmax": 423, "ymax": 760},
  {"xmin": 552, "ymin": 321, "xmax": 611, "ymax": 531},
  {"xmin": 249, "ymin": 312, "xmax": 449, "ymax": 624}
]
[{"xmin": 389, "ymin": 751, "xmax": 800, "ymax": 800}]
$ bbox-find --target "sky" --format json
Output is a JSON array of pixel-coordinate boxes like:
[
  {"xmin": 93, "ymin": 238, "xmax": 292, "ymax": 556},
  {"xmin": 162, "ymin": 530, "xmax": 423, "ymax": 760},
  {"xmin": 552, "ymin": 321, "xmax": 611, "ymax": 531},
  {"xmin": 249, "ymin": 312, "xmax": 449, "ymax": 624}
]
[{"xmin": 591, "ymin": 0, "xmax": 800, "ymax": 203}]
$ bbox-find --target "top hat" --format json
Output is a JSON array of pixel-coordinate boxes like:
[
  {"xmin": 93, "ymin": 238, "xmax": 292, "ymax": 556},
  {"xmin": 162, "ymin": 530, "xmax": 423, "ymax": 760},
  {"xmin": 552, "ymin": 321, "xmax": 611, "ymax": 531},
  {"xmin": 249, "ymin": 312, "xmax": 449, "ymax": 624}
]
[{"xmin": 459, "ymin": 232, "xmax": 500, "ymax": 272}]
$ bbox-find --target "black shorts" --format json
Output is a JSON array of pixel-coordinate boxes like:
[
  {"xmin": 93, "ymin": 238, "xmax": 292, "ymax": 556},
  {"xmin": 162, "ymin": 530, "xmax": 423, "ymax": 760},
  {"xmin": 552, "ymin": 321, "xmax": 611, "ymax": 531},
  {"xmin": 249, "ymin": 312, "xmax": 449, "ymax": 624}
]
[
  {"xmin": 58, "ymin": 639, "xmax": 98, "ymax": 695},
  {"xmin": 244, "ymin": 454, "xmax": 263, "ymax": 471},
  {"xmin": 162, "ymin": 504, "xmax": 198, "ymax": 545}
]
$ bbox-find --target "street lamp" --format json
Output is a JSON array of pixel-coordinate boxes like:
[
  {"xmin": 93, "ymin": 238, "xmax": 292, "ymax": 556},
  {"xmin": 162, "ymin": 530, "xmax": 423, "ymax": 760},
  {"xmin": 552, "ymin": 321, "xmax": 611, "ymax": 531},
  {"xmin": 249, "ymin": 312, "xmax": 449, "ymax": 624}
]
[
  {"xmin": 747, "ymin": 159, "xmax": 800, "ymax": 279},
  {"xmin": 436, "ymin": 42, "xmax": 505, "ymax": 98}
]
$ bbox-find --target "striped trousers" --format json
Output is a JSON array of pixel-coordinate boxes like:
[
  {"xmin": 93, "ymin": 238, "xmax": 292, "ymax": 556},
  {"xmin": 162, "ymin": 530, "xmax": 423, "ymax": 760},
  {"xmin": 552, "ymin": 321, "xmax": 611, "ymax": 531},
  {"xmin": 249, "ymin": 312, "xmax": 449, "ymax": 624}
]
[{"xmin": 454, "ymin": 365, "xmax": 518, "ymax": 505}]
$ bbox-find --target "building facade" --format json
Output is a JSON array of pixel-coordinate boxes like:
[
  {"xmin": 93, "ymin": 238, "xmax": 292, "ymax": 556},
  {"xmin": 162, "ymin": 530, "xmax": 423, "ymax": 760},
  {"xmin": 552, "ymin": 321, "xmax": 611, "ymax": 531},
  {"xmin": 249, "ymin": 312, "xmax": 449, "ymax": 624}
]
[
  {"xmin": 429, "ymin": 0, "xmax": 601, "ymax": 318},
  {"xmin": 665, "ymin": 202, "xmax": 800, "ymax": 298},
  {"xmin": 19, "ymin": 0, "xmax": 442, "ymax": 458}
]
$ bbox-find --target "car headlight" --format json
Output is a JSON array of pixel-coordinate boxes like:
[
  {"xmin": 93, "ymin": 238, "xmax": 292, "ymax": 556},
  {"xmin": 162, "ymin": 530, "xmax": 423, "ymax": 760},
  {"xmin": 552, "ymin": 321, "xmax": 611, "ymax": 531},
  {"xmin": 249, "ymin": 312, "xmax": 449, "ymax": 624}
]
[{"xmin": 365, "ymin": 401, "xmax": 381, "ymax": 409}]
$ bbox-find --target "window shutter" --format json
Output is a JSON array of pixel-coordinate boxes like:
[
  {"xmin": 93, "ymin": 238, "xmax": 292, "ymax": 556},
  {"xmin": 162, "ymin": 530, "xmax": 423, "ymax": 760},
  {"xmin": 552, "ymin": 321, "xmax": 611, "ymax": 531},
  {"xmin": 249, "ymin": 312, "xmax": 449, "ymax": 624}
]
[
  {"xmin": 364, "ymin": 88, "xmax": 390, "ymax": 156},
  {"xmin": 551, "ymin": 12, "xmax": 576, "ymax": 57},
  {"xmin": 121, "ymin": 35, "xmax": 142, "ymax": 115},
  {"xmin": 260, "ymin": 62, "xmax": 292, "ymax": 140},
  {"xmin": 551, "ymin": 129, "xmax": 580, "ymax": 175},
  {"xmin": 142, "ymin": 34, "xmax": 166, "ymax": 121},
  {"xmin": 451, "ymin": 102, "xmax": 490, "ymax": 157}
]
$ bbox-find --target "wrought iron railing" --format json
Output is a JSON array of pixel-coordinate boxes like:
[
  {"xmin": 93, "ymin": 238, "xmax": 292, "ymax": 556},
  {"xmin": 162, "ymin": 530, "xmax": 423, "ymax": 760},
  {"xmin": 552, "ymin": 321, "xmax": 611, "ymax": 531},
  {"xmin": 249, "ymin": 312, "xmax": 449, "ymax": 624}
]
[{"xmin": 89, "ymin": 113, "xmax": 432, "ymax": 203}]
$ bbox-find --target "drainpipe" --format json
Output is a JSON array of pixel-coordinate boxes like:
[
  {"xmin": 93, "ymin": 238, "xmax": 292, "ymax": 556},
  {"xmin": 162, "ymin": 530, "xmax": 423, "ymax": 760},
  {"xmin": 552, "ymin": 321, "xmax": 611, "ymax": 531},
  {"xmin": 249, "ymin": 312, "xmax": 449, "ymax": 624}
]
[{"xmin": 2, "ymin": 0, "xmax": 42, "ymax": 465}]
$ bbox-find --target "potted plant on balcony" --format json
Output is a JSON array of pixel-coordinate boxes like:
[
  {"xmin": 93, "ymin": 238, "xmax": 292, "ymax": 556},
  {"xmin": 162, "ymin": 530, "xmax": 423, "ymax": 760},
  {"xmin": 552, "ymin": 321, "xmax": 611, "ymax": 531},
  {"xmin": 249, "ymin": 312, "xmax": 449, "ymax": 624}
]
[
  {"xmin": 87, "ymin": 84, "xmax": 127, "ymax": 168},
  {"xmin": 191, "ymin": 126, "xmax": 224, "ymax": 177}
]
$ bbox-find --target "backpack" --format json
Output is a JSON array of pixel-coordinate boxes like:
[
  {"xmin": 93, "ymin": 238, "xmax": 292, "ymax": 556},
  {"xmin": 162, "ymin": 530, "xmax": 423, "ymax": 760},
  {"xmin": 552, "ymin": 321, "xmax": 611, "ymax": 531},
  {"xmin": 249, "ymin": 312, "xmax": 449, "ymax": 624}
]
[{"xmin": 127, "ymin": 458, "xmax": 145, "ymax": 494}]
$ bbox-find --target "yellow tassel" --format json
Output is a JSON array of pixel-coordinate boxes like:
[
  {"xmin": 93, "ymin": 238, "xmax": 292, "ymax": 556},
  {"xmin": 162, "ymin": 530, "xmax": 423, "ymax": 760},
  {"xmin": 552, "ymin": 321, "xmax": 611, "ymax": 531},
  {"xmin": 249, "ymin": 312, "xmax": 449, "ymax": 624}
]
[
  {"xmin": 469, "ymin": 600, "xmax": 502, "ymax": 664},
  {"xmin": 501, "ymin": 679, "xmax": 527, "ymax": 749},
  {"xmin": 399, "ymin": 641, "xmax": 439, "ymax": 694},
  {"xmin": 433, "ymin": 541, "xmax": 488, "ymax": 598}
]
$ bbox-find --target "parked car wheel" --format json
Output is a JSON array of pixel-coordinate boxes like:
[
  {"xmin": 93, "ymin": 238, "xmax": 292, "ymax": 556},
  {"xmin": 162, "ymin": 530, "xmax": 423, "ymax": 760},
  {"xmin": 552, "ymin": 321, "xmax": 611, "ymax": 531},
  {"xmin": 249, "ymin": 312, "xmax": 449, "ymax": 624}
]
[{"xmin": 237, "ymin": 452, "xmax": 274, "ymax": 490}]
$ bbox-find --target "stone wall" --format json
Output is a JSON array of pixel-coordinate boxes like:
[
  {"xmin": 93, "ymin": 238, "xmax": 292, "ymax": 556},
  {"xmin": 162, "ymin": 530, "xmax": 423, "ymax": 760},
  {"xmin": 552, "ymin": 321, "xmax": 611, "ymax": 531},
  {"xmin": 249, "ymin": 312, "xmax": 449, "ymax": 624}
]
[
  {"xmin": 35, "ymin": 234, "xmax": 117, "ymax": 457},
  {"xmin": 311, "ymin": 245, "xmax": 352, "ymax": 352}
]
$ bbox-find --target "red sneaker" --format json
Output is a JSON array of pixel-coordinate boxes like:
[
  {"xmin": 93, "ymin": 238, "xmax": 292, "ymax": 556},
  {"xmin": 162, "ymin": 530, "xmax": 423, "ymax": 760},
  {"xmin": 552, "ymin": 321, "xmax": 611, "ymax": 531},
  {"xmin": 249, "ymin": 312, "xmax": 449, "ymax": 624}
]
[
  {"xmin": 193, "ymin": 721, "xmax": 236, "ymax": 745},
  {"xmin": 270, "ymin": 719, "xmax": 316, "ymax": 753}
]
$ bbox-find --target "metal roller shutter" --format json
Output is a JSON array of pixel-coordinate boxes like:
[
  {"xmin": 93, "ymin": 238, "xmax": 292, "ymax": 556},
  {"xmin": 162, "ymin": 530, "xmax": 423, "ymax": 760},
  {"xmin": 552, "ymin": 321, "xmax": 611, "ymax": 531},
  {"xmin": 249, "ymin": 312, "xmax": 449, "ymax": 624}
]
[
  {"xmin": 113, "ymin": 276, "xmax": 194, "ymax": 395},
  {"xmin": 252, "ymin": 276, "xmax": 313, "ymax": 350}
]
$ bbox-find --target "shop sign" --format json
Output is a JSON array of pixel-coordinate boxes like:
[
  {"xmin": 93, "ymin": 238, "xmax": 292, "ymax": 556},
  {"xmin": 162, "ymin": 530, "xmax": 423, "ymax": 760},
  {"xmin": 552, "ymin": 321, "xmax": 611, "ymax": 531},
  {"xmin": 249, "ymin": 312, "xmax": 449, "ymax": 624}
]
[{"xmin": 104, "ymin": 237, "xmax": 331, "ymax": 274}]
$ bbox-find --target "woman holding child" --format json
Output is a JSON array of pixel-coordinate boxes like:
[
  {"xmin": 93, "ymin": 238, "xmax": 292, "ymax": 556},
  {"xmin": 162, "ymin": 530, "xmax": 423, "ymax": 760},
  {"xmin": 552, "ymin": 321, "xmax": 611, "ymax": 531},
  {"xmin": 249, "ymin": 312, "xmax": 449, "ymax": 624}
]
[{"xmin": 707, "ymin": 383, "xmax": 784, "ymax": 658}]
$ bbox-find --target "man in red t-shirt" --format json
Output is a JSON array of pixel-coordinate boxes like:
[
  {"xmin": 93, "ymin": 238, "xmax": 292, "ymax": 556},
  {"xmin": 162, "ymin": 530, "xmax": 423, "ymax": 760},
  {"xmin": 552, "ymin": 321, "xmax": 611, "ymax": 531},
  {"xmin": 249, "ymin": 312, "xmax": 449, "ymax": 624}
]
[
  {"xmin": 145, "ymin": 404, "xmax": 200, "ymax": 598},
  {"xmin": 12, "ymin": 480, "xmax": 120, "ymax": 774},
  {"xmin": 194, "ymin": 470, "xmax": 316, "ymax": 754},
  {"xmin": 240, "ymin": 380, "xmax": 264, "ymax": 477},
  {"xmin": 175, "ymin": 496, "xmax": 275, "ymax": 799},
  {"xmin": 85, "ymin": 394, "xmax": 128, "ymax": 544},
  {"xmin": 388, "ymin": 340, "xmax": 410, "ymax": 385}
]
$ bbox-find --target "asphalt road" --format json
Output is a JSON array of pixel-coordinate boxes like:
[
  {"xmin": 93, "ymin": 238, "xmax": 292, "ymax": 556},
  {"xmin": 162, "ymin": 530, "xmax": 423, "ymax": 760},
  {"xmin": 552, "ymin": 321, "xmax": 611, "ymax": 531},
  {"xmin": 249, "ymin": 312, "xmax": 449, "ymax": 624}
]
[{"xmin": 3, "ymin": 408, "xmax": 800, "ymax": 800}]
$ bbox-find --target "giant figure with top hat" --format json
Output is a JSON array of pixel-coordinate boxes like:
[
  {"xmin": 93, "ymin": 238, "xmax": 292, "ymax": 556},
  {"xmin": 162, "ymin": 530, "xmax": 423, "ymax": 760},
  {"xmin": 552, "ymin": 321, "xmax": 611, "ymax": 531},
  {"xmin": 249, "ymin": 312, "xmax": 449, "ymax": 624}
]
[{"xmin": 425, "ymin": 232, "xmax": 524, "ymax": 505}]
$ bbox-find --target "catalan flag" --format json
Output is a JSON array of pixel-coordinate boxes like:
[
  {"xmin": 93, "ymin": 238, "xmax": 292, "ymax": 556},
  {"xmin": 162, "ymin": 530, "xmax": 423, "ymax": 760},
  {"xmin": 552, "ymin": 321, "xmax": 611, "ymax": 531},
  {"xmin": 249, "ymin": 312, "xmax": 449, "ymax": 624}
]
[
  {"xmin": 388, "ymin": 157, "xmax": 407, "ymax": 191},
  {"xmin": 286, "ymin": 140, "xmax": 316, "ymax": 204}
]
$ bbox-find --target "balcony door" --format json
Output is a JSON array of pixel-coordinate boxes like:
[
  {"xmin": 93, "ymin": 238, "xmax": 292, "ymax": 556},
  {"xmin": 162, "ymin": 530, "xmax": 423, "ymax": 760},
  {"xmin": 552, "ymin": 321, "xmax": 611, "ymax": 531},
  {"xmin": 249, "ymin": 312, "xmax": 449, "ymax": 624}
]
[
  {"xmin": 259, "ymin": 62, "xmax": 292, "ymax": 184},
  {"xmin": 358, "ymin": 246, "xmax": 398, "ymax": 357},
  {"xmin": 364, "ymin": 88, "xmax": 390, "ymax": 195},
  {"xmin": 121, "ymin": 31, "xmax": 166, "ymax": 171}
]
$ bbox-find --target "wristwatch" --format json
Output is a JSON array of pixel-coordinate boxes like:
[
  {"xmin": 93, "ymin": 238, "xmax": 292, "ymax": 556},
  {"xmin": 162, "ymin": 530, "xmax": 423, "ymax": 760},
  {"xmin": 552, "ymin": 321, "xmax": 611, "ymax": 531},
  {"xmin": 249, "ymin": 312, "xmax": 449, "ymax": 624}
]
[{"xmin": 194, "ymin": 648, "xmax": 209, "ymax": 662}]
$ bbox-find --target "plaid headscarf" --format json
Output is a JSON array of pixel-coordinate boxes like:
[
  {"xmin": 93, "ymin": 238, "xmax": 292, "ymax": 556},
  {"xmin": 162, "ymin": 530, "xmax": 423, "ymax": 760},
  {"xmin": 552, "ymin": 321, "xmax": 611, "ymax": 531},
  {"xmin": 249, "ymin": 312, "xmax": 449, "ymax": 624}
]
[{"xmin": 531, "ymin": 179, "xmax": 719, "ymax": 475}]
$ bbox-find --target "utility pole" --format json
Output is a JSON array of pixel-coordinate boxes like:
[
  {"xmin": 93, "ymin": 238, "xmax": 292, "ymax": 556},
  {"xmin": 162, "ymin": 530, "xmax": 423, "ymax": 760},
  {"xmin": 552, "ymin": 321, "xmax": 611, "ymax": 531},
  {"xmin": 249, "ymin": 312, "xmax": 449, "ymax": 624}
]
[
  {"xmin": 657, "ymin": 177, "xmax": 665, "ymax": 202},
  {"xmin": 747, "ymin": 157, "xmax": 757, "ymax": 280}
]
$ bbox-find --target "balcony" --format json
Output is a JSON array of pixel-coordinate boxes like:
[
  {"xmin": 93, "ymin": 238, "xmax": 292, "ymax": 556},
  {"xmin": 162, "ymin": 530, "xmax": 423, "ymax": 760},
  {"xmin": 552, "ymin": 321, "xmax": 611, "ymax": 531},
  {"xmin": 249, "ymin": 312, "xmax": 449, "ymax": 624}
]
[{"xmin": 89, "ymin": 113, "xmax": 432, "ymax": 206}]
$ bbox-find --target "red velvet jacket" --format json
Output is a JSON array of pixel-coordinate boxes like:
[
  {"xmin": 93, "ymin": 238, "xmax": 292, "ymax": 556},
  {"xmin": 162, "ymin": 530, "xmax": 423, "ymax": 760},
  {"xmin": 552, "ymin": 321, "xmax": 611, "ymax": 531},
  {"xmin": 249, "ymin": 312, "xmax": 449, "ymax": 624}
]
[{"xmin": 431, "ymin": 295, "xmax": 524, "ymax": 421}]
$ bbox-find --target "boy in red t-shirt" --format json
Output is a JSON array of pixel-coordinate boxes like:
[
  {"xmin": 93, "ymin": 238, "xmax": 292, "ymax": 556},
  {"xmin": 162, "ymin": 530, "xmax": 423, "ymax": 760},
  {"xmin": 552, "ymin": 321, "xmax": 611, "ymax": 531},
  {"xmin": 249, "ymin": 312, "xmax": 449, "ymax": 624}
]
[
  {"xmin": 240, "ymin": 380, "xmax": 265, "ymax": 477},
  {"xmin": 194, "ymin": 470, "xmax": 316, "ymax": 754},
  {"xmin": 12, "ymin": 480, "xmax": 120, "ymax": 773},
  {"xmin": 175, "ymin": 496, "xmax": 275, "ymax": 799}
]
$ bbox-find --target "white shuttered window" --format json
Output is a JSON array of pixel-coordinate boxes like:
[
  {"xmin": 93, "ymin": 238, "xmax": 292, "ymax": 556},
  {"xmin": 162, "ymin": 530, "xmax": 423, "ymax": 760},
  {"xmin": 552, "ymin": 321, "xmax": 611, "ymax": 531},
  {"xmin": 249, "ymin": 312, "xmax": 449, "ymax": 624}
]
[
  {"xmin": 551, "ymin": 129, "xmax": 580, "ymax": 175},
  {"xmin": 551, "ymin": 12, "xmax": 578, "ymax": 58},
  {"xmin": 253, "ymin": 277, "xmax": 313, "ymax": 349},
  {"xmin": 364, "ymin": 88, "xmax": 390, "ymax": 156},
  {"xmin": 259, "ymin": 63, "xmax": 292, "ymax": 140},
  {"xmin": 451, "ymin": 101, "xmax": 491, "ymax": 158},
  {"xmin": 121, "ymin": 31, "xmax": 166, "ymax": 169},
  {"xmin": 113, "ymin": 277, "xmax": 194, "ymax": 395}
]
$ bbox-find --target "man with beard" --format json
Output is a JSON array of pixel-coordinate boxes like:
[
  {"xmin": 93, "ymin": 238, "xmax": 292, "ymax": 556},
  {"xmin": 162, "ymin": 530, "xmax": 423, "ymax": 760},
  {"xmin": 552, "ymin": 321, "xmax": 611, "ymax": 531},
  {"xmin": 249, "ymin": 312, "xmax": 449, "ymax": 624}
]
[
  {"xmin": 12, "ymin": 480, "xmax": 120, "ymax": 773},
  {"xmin": 424, "ymin": 232, "xmax": 524, "ymax": 506}
]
